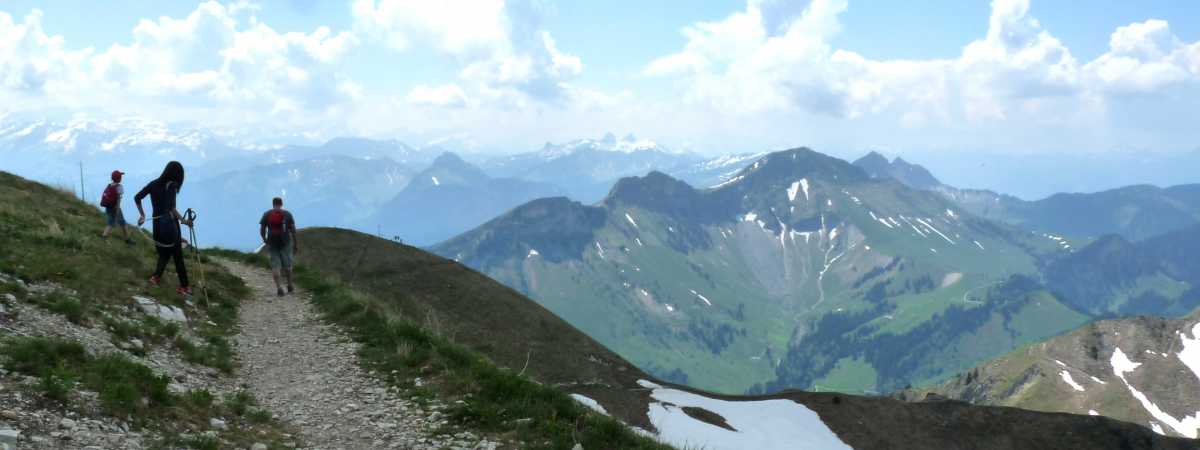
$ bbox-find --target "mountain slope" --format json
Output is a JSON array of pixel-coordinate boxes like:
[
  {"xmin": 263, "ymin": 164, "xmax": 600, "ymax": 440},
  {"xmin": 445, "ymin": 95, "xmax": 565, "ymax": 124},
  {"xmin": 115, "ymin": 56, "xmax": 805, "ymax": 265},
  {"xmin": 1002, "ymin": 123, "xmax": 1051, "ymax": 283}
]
[
  {"xmin": 435, "ymin": 148, "xmax": 1071, "ymax": 394},
  {"xmin": 370, "ymin": 152, "xmax": 564, "ymax": 246},
  {"xmin": 295, "ymin": 226, "xmax": 1195, "ymax": 449},
  {"xmin": 481, "ymin": 133, "xmax": 700, "ymax": 202},
  {"xmin": 1042, "ymin": 225, "xmax": 1200, "ymax": 317},
  {"xmin": 913, "ymin": 310, "xmax": 1200, "ymax": 439}
]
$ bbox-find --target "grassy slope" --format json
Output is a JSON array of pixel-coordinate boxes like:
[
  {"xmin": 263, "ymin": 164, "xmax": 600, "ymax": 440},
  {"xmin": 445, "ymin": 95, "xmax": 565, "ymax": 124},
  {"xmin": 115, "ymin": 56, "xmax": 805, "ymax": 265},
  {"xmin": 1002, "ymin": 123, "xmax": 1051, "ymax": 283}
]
[
  {"xmin": 0, "ymin": 170, "xmax": 291, "ymax": 448},
  {"xmin": 268, "ymin": 228, "xmax": 668, "ymax": 448}
]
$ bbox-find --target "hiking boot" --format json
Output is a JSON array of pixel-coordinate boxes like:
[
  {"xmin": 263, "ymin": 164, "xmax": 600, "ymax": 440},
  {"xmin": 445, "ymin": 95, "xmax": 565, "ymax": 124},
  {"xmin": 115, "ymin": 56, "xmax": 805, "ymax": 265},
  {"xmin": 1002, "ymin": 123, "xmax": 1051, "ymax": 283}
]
[
  {"xmin": 287, "ymin": 284, "xmax": 294, "ymax": 294},
  {"xmin": 149, "ymin": 275, "xmax": 161, "ymax": 287},
  {"xmin": 276, "ymin": 288, "xmax": 285, "ymax": 297},
  {"xmin": 177, "ymin": 286, "xmax": 193, "ymax": 296}
]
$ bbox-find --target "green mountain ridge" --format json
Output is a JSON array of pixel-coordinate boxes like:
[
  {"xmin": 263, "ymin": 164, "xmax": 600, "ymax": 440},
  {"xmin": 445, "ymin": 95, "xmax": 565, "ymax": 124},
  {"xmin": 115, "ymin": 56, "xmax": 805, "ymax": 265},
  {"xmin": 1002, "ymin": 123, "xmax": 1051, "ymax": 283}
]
[{"xmin": 435, "ymin": 147, "xmax": 1074, "ymax": 394}]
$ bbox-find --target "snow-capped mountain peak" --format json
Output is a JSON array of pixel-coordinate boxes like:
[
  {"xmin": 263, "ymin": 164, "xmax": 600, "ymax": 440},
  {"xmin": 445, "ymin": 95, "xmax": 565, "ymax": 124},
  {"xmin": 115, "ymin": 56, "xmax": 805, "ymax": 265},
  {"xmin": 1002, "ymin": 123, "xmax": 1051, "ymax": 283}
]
[{"xmin": 536, "ymin": 133, "xmax": 675, "ymax": 160}]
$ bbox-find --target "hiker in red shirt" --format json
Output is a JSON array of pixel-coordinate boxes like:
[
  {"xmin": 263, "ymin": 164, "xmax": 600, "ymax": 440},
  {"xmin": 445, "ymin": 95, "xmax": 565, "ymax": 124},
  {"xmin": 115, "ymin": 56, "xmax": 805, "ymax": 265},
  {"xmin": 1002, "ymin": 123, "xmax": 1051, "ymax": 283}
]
[
  {"xmin": 259, "ymin": 197, "xmax": 298, "ymax": 297},
  {"xmin": 100, "ymin": 170, "xmax": 134, "ymax": 245}
]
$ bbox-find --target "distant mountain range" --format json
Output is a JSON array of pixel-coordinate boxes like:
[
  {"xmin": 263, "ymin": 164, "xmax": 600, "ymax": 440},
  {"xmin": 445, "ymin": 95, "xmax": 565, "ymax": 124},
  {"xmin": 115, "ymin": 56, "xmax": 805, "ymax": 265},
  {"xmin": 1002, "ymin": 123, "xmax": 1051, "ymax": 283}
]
[
  {"xmin": 481, "ymin": 133, "xmax": 701, "ymax": 203},
  {"xmin": 368, "ymin": 152, "xmax": 564, "ymax": 246},
  {"xmin": 852, "ymin": 151, "xmax": 1200, "ymax": 242},
  {"xmin": 853, "ymin": 151, "xmax": 943, "ymax": 191}
]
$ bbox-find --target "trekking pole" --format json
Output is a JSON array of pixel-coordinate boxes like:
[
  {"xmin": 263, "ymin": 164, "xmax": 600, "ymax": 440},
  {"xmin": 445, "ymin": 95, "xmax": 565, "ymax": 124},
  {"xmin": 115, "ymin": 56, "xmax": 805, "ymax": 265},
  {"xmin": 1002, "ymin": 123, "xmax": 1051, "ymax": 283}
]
[{"xmin": 183, "ymin": 209, "xmax": 211, "ymax": 308}]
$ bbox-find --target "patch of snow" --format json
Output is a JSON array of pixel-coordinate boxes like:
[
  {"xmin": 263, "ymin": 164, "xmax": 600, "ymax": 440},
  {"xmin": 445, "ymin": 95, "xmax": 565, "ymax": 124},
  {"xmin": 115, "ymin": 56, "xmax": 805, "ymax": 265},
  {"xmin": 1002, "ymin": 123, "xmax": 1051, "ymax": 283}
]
[
  {"xmin": 711, "ymin": 175, "xmax": 745, "ymax": 189},
  {"xmin": 690, "ymin": 290, "xmax": 713, "ymax": 307},
  {"xmin": 915, "ymin": 217, "xmax": 955, "ymax": 244},
  {"xmin": 929, "ymin": 248, "xmax": 938, "ymax": 253},
  {"xmin": 900, "ymin": 216, "xmax": 927, "ymax": 237},
  {"xmin": 1111, "ymin": 347, "xmax": 1200, "ymax": 438},
  {"xmin": 974, "ymin": 240, "xmax": 986, "ymax": 250},
  {"xmin": 635, "ymin": 238, "xmax": 644, "ymax": 247},
  {"xmin": 787, "ymin": 181, "xmax": 801, "ymax": 202},
  {"xmin": 826, "ymin": 199, "xmax": 833, "ymax": 207},
  {"xmin": 742, "ymin": 212, "xmax": 758, "ymax": 222},
  {"xmin": 571, "ymin": 394, "xmax": 608, "ymax": 415},
  {"xmin": 626, "ymin": 213, "xmax": 639, "ymax": 229},
  {"xmin": 1089, "ymin": 410, "xmax": 1100, "ymax": 416},
  {"xmin": 1060, "ymin": 370, "xmax": 1085, "ymax": 392},
  {"xmin": 642, "ymin": 382, "xmax": 852, "ymax": 450},
  {"xmin": 1151, "ymin": 422, "xmax": 1166, "ymax": 435},
  {"xmin": 526, "ymin": 249, "xmax": 539, "ymax": 259},
  {"xmin": 1090, "ymin": 376, "xmax": 1107, "ymax": 385},
  {"xmin": 1054, "ymin": 360, "xmax": 1066, "ymax": 367},
  {"xmin": 863, "ymin": 245, "xmax": 871, "ymax": 251},
  {"xmin": 665, "ymin": 304, "xmax": 675, "ymax": 312},
  {"xmin": 799, "ymin": 179, "xmax": 810, "ymax": 201},
  {"xmin": 1178, "ymin": 322, "xmax": 1200, "ymax": 383},
  {"xmin": 431, "ymin": 176, "xmax": 440, "ymax": 186},
  {"xmin": 595, "ymin": 242, "xmax": 606, "ymax": 259},
  {"xmin": 945, "ymin": 209, "xmax": 958, "ymax": 219}
]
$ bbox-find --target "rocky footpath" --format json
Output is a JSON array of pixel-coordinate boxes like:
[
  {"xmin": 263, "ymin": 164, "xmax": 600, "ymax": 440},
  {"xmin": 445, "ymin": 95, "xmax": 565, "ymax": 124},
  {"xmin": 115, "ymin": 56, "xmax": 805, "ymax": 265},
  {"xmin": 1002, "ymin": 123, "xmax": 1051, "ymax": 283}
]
[{"xmin": 227, "ymin": 260, "xmax": 508, "ymax": 450}]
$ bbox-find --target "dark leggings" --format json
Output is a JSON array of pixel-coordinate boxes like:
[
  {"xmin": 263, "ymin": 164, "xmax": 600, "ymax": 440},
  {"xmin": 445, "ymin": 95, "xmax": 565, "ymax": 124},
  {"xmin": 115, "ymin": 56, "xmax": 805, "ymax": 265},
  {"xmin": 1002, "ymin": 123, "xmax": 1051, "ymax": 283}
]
[{"xmin": 154, "ymin": 243, "xmax": 189, "ymax": 288}]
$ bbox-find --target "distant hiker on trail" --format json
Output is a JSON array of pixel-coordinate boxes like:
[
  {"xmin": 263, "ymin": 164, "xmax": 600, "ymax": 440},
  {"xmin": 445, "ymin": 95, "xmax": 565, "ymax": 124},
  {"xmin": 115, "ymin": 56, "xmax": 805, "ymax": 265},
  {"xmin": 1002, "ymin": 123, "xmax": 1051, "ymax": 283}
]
[
  {"xmin": 134, "ymin": 161, "xmax": 193, "ymax": 296},
  {"xmin": 100, "ymin": 170, "xmax": 133, "ymax": 245},
  {"xmin": 260, "ymin": 197, "xmax": 298, "ymax": 297}
]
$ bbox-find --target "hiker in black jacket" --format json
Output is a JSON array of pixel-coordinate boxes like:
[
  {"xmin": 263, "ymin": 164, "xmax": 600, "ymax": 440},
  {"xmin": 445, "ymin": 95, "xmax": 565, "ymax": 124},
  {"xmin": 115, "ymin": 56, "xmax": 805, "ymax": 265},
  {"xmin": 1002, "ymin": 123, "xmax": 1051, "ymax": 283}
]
[{"xmin": 134, "ymin": 161, "xmax": 193, "ymax": 296}]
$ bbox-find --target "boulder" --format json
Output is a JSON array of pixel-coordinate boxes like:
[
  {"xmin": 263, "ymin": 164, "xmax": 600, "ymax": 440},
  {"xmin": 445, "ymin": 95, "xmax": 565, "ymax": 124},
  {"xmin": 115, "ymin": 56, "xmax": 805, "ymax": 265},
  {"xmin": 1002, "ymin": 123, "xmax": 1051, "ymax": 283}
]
[{"xmin": 133, "ymin": 296, "xmax": 187, "ymax": 323}]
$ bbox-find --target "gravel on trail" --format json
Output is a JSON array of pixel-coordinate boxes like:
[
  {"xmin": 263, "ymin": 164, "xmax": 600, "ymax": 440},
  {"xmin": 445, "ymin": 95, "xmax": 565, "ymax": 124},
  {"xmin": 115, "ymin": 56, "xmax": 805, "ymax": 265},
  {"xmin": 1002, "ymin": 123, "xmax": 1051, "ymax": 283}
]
[{"xmin": 227, "ymin": 261, "xmax": 503, "ymax": 450}]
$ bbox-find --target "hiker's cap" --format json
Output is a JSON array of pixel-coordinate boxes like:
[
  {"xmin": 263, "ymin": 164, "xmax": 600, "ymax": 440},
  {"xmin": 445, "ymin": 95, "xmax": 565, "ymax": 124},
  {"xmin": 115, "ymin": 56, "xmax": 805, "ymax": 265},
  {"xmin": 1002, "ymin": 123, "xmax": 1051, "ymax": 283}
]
[{"xmin": 111, "ymin": 170, "xmax": 124, "ymax": 181}]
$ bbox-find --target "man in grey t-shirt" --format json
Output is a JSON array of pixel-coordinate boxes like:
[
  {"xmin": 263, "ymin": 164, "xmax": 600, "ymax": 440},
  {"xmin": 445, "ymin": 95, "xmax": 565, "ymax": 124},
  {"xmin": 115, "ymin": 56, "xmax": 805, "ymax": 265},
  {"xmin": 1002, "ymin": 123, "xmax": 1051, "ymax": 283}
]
[{"xmin": 259, "ymin": 197, "xmax": 298, "ymax": 297}]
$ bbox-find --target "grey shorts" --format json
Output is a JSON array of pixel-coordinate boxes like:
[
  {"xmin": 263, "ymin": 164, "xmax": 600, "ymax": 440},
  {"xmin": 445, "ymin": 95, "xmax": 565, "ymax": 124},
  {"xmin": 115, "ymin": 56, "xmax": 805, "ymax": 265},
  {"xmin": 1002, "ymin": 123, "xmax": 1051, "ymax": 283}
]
[
  {"xmin": 268, "ymin": 240, "xmax": 294, "ymax": 270},
  {"xmin": 105, "ymin": 206, "xmax": 125, "ymax": 227}
]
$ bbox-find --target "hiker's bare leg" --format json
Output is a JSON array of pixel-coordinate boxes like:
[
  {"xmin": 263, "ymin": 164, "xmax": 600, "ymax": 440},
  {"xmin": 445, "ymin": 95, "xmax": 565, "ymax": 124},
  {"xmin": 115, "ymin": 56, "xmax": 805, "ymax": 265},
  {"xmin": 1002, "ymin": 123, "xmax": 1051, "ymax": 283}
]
[
  {"xmin": 272, "ymin": 268, "xmax": 283, "ymax": 290},
  {"xmin": 284, "ymin": 268, "xmax": 293, "ymax": 289},
  {"xmin": 103, "ymin": 225, "xmax": 112, "ymax": 237},
  {"xmin": 120, "ymin": 224, "xmax": 130, "ymax": 239}
]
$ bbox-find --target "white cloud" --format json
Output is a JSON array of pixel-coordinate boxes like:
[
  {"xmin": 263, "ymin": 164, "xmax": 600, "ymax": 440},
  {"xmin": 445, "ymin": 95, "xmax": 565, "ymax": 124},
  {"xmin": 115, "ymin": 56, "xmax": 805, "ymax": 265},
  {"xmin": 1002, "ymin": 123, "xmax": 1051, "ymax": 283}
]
[
  {"xmin": 406, "ymin": 83, "xmax": 468, "ymax": 108},
  {"xmin": 645, "ymin": 0, "xmax": 1200, "ymax": 129},
  {"xmin": 1, "ymin": 2, "xmax": 359, "ymax": 130},
  {"xmin": 1085, "ymin": 20, "xmax": 1198, "ymax": 94},
  {"xmin": 0, "ymin": 10, "xmax": 91, "ymax": 95},
  {"xmin": 353, "ymin": 0, "xmax": 582, "ymax": 104}
]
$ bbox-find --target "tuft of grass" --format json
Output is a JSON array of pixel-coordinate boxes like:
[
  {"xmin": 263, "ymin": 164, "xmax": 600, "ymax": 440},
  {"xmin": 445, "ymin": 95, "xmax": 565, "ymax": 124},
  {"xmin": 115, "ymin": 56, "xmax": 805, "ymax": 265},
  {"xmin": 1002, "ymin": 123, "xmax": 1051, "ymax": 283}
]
[{"xmin": 293, "ymin": 268, "xmax": 672, "ymax": 450}]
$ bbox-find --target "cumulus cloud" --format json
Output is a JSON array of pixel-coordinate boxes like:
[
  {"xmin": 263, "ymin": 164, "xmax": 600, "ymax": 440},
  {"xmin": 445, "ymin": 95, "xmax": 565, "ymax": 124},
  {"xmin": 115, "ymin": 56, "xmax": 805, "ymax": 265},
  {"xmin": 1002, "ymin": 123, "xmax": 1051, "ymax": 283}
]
[
  {"xmin": 0, "ymin": 2, "xmax": 359, "ymax": 128},
  {"xmin": 0, "ymin": 10, "xmax": 90, "ymax": 94},
  {"xmin": 353, "ymin": 0, "xmax": 582, "ymax": 104},
  {"xmin": 645, "ymin": 0, "xmax": 1200, "ymax": 127}
]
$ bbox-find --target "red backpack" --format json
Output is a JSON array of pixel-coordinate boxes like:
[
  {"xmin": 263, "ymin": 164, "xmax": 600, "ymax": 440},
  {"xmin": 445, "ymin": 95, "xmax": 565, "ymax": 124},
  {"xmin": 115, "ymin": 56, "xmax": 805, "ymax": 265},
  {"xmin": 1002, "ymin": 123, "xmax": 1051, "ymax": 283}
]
[
  {"xmin": 99, "ymin": 183, "xmax": 119, "ymax": 208},
  {"xmin": 266, "ymin": 210, "xmax": 288, "ymax": 247}
]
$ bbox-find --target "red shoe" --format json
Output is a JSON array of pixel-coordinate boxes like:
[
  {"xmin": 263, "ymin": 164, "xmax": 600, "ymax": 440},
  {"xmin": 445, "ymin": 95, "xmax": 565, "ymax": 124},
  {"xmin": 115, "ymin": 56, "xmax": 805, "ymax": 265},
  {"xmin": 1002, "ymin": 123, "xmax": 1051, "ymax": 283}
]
[
  {"xmin": 177, "ymin": 286, "xmax": 193, "ymax": 296},
  {"xmin": 149, "ymin": 275, "xmax": 161, "ymax": 287}
]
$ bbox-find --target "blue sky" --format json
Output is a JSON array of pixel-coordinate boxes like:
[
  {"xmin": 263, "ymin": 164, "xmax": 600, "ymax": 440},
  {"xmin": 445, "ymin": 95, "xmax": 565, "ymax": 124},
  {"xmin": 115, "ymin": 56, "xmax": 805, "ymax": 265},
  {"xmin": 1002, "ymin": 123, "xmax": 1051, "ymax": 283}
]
[{"xmin": 2, "ymin": 0, "xmax": 1198, "ymax": 155}]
